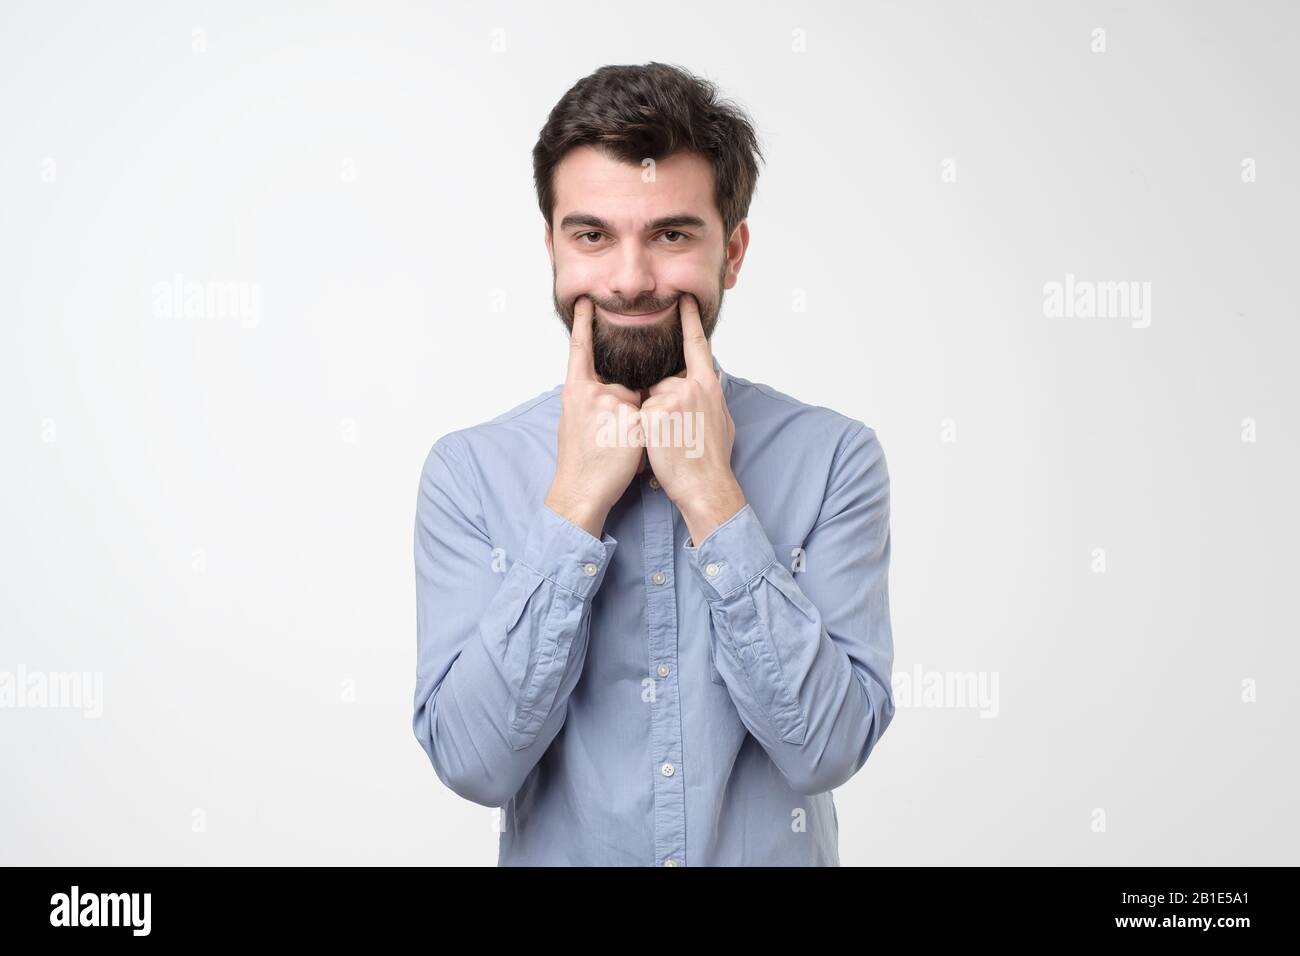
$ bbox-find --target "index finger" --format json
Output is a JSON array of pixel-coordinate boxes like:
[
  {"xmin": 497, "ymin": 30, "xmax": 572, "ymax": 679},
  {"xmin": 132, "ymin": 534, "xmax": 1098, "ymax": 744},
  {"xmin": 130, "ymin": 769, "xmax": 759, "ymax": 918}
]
[
  {"xmin": 567, "ymin": 296, "xmax": 596, "ymax": 382},
  {"xmin": 679, "ymin": 293, "xmax": 714, "ymax": 380}
]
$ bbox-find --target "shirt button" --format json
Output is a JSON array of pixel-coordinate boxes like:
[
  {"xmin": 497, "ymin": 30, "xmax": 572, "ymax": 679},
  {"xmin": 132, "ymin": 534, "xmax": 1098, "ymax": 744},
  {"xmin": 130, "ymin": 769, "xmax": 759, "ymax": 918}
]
[
  {"xmin": 651, "ymin": 570, "xmax": 666, "ymax": 585},
  {"xmin": 661, "ymin": 762, "xmax": 675, "ymax": 777},
  {"xmin": 582, "ymin": 562, "xmax": 598, "ymax": 576},
  {"xmin": 657, "ymin": 663, "xmax": 670, "ymax": 678},
  {"xmin": 705, "ymin": 563, "xmax": 719, "ymax": 577},
  {"xmin": 648, "ymin": 476, "xmax": 660, "ymax": 489},
  {"xmin": 663, "ymin": 859, "xmax": 678, "ymax": 866}
]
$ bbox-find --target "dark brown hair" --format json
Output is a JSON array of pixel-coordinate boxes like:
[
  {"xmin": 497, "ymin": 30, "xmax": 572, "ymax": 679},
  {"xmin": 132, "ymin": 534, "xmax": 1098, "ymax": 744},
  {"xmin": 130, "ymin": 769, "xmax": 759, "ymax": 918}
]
[{"xmin": 532, "ymin": 62, "xmax": 764, "ymax": 244}]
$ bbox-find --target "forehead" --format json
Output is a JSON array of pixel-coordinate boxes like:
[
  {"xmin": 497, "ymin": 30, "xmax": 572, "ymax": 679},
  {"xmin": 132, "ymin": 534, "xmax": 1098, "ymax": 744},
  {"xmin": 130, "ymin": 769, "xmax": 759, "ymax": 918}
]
[{"xmin": 552, "ymin": 145, "xmax": 717, "ymax": 228}]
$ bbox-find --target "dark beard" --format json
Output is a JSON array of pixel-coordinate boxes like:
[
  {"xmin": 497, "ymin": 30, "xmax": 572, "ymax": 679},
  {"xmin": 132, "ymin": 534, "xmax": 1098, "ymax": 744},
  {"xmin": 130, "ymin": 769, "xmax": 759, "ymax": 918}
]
[
  {"xmin": 553, "ymin": 268, "xmax": 725, "ymax": 391},
  {"xmin": 589, "ymin": 309, "xmax": 687, "ymax": 391}
]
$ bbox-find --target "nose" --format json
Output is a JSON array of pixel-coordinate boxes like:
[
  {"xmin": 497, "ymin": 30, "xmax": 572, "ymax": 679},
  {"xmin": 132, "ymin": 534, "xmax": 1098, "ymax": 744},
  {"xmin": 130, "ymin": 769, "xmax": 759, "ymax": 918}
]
[{"xmin": 606, "ymin": 242, "xmax": 656, "ymax": 305}]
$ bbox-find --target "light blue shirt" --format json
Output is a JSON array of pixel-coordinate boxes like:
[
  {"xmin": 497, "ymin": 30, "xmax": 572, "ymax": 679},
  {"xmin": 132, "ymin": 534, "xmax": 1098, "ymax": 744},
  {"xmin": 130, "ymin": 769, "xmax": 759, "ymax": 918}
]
[{"xmin": 412, "ymin": 358, "xmax": 895, "ymax": 865}]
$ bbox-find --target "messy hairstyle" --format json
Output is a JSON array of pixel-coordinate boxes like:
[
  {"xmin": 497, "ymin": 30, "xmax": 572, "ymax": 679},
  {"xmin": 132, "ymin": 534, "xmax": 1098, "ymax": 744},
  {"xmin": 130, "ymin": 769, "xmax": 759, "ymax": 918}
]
[{"xmin": 532, "ymin": 62, "xmax": 764, "ymax": 243}]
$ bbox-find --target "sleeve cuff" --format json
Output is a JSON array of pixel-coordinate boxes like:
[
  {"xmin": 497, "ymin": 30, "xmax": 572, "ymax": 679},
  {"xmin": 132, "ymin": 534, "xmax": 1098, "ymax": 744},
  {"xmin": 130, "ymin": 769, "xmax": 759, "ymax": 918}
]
[
  {"xmin": 682, "ymin": 503, "xmax": 776, "ymax": 599},
  {"xmin": 518, "ymin": 503, "xmax": 617, "ymax": 599}
]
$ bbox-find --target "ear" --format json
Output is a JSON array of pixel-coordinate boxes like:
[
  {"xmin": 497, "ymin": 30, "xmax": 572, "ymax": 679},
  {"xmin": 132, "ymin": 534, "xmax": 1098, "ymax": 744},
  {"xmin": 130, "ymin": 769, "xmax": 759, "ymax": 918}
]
[
  {"xmin": 544, "ymin": 222, "xmax": 555, "ymax": 271},
  {"xmin": 722, "ymin": 219, "xmax": 750, "ymax": 290}
]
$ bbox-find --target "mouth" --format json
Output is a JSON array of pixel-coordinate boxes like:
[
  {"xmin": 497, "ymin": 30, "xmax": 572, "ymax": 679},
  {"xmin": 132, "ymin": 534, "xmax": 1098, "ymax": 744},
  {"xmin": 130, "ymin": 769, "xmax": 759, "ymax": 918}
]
[{"xmin": 598, "ymin": 302, "xmax": 675, "ymax": 326}]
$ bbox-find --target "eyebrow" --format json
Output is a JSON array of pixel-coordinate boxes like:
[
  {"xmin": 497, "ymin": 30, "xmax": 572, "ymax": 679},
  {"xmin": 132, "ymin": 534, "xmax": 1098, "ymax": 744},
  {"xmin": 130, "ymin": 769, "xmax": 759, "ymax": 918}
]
[{"xmin": 558, "ymin": 212, "xmax": 709, "ymax": 233}]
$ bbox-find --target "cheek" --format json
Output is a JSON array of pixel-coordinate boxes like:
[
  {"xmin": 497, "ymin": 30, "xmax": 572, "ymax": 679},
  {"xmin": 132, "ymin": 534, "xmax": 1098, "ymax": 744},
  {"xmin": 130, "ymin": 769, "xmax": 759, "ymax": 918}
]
[
  {"xmin": 662, "ymin": 259, "xmax": 719, "ymax": 296},
  {"xmin": 554, "ymin": 261, "xmax": 602, "ymax": 300}
]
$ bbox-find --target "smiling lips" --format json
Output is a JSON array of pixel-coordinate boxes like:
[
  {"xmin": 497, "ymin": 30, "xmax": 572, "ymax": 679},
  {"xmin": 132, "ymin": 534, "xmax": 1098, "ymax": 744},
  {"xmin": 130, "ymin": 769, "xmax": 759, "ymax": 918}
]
[{"xmin": 599, "ymin": 302, "xmax": 675, "ymax": 326}]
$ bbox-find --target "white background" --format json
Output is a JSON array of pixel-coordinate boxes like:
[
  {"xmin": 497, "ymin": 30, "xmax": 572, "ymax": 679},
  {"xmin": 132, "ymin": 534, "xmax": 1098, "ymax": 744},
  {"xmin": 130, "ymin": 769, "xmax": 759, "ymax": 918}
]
[{"xmin": 1, "ymin": 0, "xmax": 1296, "ymax": 864}]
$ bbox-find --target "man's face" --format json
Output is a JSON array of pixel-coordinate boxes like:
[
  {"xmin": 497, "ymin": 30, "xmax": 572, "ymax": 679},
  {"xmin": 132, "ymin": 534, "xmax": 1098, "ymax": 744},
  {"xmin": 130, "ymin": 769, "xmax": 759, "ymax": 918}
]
[{"xmin": 546, "ymin": 146, "xmax": 748, "ymax": 390}]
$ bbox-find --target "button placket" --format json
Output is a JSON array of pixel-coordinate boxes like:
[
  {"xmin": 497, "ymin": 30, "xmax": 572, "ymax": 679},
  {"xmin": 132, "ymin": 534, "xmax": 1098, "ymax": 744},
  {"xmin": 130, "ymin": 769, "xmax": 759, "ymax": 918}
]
[{"xmin": 641, "ymin": 474, "xmax": 685, "ymax": 867}]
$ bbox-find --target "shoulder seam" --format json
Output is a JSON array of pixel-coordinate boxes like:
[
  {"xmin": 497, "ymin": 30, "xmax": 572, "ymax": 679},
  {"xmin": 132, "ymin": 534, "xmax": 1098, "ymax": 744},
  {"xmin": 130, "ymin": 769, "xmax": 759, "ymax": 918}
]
[
  {"xmin": 491, "ymin": 386, "xmax": 561, "ymax": 426},
  {"xmin": 727, "ymin": 375, "xmax": 863, "ymax": 430},
  {"xmin": 429, "ymin": 434, "xmax": 486, "ymax": 517}
]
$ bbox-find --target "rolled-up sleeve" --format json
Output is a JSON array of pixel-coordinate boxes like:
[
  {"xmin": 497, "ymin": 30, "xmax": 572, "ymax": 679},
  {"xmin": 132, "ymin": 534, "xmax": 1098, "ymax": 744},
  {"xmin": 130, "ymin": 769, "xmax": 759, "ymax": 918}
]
[
  {"xmin": 413, "ymin": 438, "xmax": 616, "ymax": 807},
  {"xmin": 683, "ymin": 424, "xmax": 895, "ymax": 795}
]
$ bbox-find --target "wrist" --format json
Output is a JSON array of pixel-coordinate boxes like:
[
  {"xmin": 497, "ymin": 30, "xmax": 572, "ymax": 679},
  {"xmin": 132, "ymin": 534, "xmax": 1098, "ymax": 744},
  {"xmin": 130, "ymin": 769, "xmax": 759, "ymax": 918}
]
[
  {"xmin": 545, "ymin": 485, "xmax": 608, "ymax": 539},
  {"xmin": 679, "ymin": 478, "xmax": 746, "ymax": 546}
]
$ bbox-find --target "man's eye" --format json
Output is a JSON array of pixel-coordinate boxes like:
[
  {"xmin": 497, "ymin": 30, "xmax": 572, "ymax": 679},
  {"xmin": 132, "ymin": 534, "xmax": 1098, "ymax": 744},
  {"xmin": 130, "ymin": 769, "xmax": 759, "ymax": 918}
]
[{"xmin": 576, "ymin": 231, "xmax": 688, "ymax": 245}]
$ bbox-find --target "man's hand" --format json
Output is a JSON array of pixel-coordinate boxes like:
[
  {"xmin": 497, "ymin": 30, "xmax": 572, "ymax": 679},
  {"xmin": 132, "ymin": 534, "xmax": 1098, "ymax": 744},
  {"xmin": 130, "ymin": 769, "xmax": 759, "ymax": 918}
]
[
  {"xmin": 545, "ymin": 296, "xmax": 646, "ymax": 538},
  {"xmin": 639, "ymin": 294, "xmax": 747, "ymax": 545}
]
